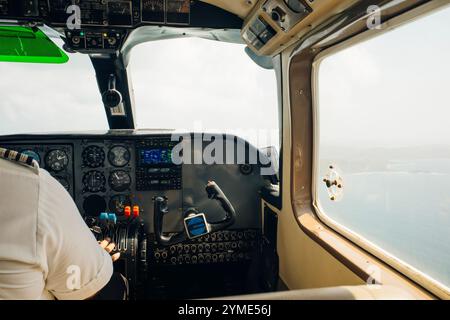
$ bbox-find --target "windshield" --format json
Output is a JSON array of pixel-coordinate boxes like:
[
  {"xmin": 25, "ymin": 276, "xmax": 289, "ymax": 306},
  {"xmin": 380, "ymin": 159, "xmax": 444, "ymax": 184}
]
[
  {"xmin": 0, "ymin": 35, "xmax": 108, "ymax": 135},
  {"xmin": 129, "ymin": 38, "xmax": 279, "ymax": 151},
  {"xmin": 0, "ymin": 34, "xmax": 279, "ymax": 153}
]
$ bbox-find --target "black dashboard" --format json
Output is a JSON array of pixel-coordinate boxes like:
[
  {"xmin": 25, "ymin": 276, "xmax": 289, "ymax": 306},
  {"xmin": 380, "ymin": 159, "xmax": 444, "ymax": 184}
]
[
  {"xmin": 0, "ymin": 132, "xmax": 272, "ymax": 299},
  {"xmin": 0, "ymin": 1, "xmax": 243, "ymax": 53}
]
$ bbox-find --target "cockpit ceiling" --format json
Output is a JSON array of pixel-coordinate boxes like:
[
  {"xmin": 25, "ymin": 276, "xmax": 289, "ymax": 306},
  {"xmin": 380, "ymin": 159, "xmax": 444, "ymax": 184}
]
[
  {"xmin": 0, "ymin": 0, "xmax": 361, "ymax": 56},
  {"xmin": 0, "ymin": 0, "xmax": 246, "ymax": 54}
]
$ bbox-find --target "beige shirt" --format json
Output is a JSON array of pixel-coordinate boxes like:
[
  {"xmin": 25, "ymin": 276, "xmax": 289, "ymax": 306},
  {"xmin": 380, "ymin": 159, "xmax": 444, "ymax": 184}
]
[{"xmin": 0, "ymin": 158, "xmax": 113, "ymax": 300}]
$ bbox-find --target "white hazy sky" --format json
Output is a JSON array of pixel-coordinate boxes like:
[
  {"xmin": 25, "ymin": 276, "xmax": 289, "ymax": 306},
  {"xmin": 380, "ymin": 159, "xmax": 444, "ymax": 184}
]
[
  {"xmin": 129, "ymin": 38, "xmax": 279, "ymax": 149},
  {"xmin": 318, "ymin": 5, "xmax": 450, "ymax": 148},
  {"xmin": 0, "ymin": 36, "xmax": 279, "ymax": 150}
]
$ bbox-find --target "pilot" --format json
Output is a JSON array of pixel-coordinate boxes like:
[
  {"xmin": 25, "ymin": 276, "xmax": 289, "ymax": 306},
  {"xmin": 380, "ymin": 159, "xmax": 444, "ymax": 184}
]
[{"xmin": 0, "ymin": 147, "xmax": 125, "ymax": 300}]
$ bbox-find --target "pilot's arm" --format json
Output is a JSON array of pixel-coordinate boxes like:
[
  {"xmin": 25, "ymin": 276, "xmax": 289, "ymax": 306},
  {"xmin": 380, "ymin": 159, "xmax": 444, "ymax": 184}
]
[
  {"xmin": 39, "ymin": 169, "xmax": 116, "ymax": 300},
  {"xmin": 0, "ymin": 153, "xmax": 117, "ymax": 300}
]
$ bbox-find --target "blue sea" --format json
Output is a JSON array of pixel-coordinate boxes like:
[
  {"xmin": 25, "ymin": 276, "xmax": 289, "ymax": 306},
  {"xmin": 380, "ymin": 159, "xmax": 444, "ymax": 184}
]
[{"xmin": 318, "ymin": 156, "xmax": 450, "ymax": 289}]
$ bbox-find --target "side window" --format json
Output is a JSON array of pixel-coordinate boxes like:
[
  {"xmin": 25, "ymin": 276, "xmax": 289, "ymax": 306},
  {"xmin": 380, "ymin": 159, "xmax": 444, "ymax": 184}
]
[{"xmin": 315, "ymin": 5, "xmax": 450, "ymax": 289}]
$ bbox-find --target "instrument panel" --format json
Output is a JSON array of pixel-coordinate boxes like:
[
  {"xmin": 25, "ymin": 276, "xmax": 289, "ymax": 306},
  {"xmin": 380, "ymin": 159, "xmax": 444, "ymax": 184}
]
[
  {"xmin": 46, "ymin": 0, "xmax": 191, "ymax": 27},
  {"xmin": 0, "ymin": 133, "xmax": 265, "ymax": 227},
  {"xmin": 0, "ymin": 132, "xmax": 270, "ymax": 299},
  {"xmin": 1, "ymin": 0, "xmax": 191, "ymax": 27}
]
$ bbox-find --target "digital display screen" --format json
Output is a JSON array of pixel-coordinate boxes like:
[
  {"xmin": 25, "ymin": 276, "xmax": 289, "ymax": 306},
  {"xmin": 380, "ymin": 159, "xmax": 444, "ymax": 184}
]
[
  {"xmin": 184, "ymin": 214, "xmax": 209, "ymax": 239},
  {"xmin": 139, "ymin": 148, "xmax": 172, "ymax": 165}
]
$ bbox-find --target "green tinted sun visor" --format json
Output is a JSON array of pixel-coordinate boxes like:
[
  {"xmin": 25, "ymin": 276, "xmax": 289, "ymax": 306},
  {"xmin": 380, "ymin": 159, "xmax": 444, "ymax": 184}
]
[{"xmin": 0, "ymin": 26, "xmax": 68, "ymax": 64}]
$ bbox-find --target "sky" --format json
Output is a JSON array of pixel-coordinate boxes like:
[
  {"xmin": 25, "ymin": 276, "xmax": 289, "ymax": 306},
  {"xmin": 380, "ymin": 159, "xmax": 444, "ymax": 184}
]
[
  {"xmin": 129, "ymin": 38, "xmax": 279, "ymax": 149},
  {"xmin": 318, "ymin": 4, "xmax": 450, "ymax": 148},
  {"xmin": 0, "ymin": 36, "xmax": 279, "ymax": 150}
]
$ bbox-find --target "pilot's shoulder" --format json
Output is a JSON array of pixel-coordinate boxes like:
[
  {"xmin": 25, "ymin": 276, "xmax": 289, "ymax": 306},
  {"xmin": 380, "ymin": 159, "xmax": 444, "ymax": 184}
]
[{"xmin": 0, "ymin": 147, "xmax": 40, "ymax": 175}]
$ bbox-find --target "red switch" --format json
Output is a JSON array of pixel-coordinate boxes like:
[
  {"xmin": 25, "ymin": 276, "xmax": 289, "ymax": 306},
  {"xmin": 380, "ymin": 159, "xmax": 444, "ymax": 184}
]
[
  {"xmin": 133, "ymin": 205, "xmax": 140, "ymax": 217},
  {"xmin": 124, "ymin": 206, "xmax": 131, "ymax": 218}
]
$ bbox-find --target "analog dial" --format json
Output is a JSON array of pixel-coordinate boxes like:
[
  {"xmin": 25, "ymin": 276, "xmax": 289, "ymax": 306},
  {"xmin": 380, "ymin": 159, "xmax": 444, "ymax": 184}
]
[
  {"xmin": 109, "ymin": 170, "xmax": 131, "ymax": 192},
  {"xmin": 82, "ymin": 145, "xmax": 105, "ymax": 168},
  {"xmin": 108, "ymin": 145, "xmax": 130, "ymax": 167},
  {"xmin": 83, "ymin": 170, "xmax": 106, "ymax": 193},
  {"xmin": 45, "ymin": 150, "xmax": 69, "ymax": 172}
]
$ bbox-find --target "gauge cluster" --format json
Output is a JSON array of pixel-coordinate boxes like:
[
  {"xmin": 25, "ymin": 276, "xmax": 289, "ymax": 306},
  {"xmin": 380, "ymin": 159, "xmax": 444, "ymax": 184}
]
[
  {"xmin": 1, "ymin": 133, "xmax": 265, "ymax": 234},
  {"xmin": 79, "ymin": 141, "xmax": 135, "ymax": 217},
  {"xmin": 78, "ymin": 138, "xmax": 182, "ymax": 218},
  {"xmin": 0, "ymin": 138, "xmax": 178, "ymax": 218},
  {"xmin": 0, "ymin": 143, "xmax": 74, "ymax": 196}
]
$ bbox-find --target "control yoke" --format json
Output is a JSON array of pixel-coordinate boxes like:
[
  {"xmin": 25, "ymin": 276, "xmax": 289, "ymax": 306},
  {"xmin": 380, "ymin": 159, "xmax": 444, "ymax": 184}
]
[{"xmin": 154, "ymin": 181, "xmax": 236, "ymax": 246}]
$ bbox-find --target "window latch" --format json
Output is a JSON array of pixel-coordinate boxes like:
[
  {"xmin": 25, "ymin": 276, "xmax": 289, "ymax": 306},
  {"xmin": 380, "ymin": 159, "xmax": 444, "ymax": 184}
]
[{"xmin": 323, "ymin": 164, "xmax": 344, "ymax": 201}]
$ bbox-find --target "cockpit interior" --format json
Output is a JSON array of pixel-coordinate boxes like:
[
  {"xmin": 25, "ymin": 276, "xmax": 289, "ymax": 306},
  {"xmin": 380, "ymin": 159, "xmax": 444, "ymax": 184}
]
[{"xmin": 0, "ymin": 0, "xmax": 449, "ymax": 301}]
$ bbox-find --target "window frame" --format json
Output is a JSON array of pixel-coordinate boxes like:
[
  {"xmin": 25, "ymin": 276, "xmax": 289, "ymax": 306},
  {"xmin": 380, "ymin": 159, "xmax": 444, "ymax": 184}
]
[
  {"xmin": 261, "ymin": 53, "xmax": 284, "ymax": 210},
  {"xmin": 311, "ymin": 1, "xmax": 450, "ymax": 297}
]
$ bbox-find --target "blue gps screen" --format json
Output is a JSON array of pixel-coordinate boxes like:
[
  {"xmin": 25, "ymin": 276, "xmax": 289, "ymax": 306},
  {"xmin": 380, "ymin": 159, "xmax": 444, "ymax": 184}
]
[{"xmin": 139, "ymin": 148, "xmax": 172, "ymax": 165}]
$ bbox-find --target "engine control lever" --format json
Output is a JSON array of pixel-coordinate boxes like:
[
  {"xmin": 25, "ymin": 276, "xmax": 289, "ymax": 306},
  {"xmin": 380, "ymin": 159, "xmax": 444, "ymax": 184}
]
[{"xmin": 153, "ymin": 181, "xmax": 236, "ymax": 246}]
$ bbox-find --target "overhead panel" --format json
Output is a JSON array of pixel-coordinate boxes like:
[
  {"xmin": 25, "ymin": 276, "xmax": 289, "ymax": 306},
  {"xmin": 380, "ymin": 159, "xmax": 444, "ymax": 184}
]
[
  {"xmin": 241, "ymin": 0, "xmax": 359, "ymax": 56},
  {"xmin": 0, "ymin": 0, "xmax": 242, "ymax": 53}
]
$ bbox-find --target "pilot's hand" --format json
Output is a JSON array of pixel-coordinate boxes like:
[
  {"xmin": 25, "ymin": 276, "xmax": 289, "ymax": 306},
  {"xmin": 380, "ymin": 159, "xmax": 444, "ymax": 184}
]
[{"xmin": 99, "ymin": 237, "xmax": 121, "ymax": 262}]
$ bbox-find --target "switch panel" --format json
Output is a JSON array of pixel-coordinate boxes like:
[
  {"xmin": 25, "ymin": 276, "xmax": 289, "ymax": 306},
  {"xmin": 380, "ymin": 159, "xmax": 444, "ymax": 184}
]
[
  {"xmin": 263, "ymin": 0, "xmax": 312, "ymax": 32},
  {"xmin": 243, "ymin": 16, "xmax": 276, "ymax": 50}
]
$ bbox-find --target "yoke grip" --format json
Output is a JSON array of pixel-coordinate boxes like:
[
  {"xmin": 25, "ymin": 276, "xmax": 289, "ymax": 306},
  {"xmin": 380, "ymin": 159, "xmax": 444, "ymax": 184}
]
[{"xmin": 205, "ymin": 181, "xmax": 236, "ymax": 231}]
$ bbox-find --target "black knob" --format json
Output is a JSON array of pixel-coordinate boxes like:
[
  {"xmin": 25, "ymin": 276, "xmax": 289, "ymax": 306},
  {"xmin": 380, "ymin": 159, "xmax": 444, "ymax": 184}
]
[
  {"xmin": 271, "ymin": 7, "xmax": 286, "ymax": 23},
  {"xmin": 72, "ymin": 36, "xmax": 81, "ymax": 44},
  {"xmin": 271, "ymin": 10, "xmax": 281, "ymax": 22}
]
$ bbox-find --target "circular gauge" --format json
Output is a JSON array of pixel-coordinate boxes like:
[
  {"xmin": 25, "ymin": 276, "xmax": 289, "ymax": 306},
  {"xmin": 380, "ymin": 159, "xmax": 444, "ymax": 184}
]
[
  {"xmin": 83, "ymin": 170, "xmax": 106, "ymax": 193},
  {"xmin": 82, "ymin": 145, "xmax": 105, "ymax": 168},
  {"xmin": 45, "ymin": 150, "xmax": 69, "ymax": 172},
  {"xmin": 56, "ymin": 177, "xmax": 70, "ymax": 191},
  {"xmin": 109, "ymin": 195, "xmax": 131, "ymax": 215},
  {"xmin": 109, "ymin": 170, "xmax": 131, "ymax": 192},
  {"xmin": 108, "ymin": 145, "xmax": 130, "ymax": 167},
  {"xmin": 21, "ymin": 150, "xmax": 41, "ymax": 166},
  {"xmin": 284, "ymin": 0, "xmax": 307, "ymax": 13},
  {"xmin": 83, "ymin": 195, "xmax": 107, "ymax": 217}
]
